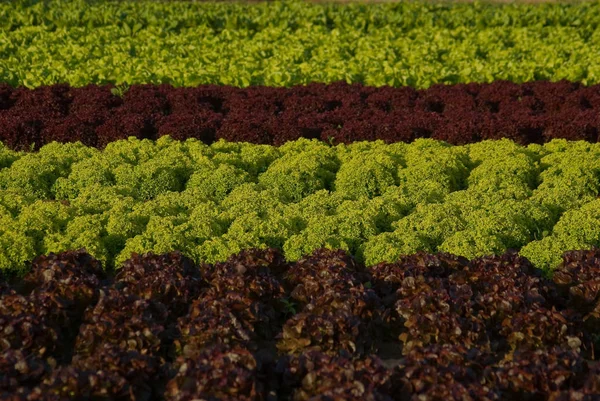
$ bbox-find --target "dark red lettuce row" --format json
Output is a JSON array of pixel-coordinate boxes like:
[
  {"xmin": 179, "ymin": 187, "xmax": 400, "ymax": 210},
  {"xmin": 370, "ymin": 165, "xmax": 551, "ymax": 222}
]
[
  {"xmin": 5, "ymin": 248, "xmax": 600, "ymax": 400},
  {"xmin": 1, "ymin": 80, "xmax": 600, "ymax": 150}
]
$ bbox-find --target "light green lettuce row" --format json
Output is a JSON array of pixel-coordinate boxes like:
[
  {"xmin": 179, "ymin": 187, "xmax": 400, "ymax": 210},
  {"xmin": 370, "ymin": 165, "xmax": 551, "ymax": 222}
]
[
  {"xmin": 0, "ymin": 137, "xmax": 600, "ymax": 275},
  {"xmin": 2, "ymin": 1, "xmax": 600, "ymax": 87},
  {"xmin": 4, "ymin": 0, "xmax": 599, "ymax": 31}
]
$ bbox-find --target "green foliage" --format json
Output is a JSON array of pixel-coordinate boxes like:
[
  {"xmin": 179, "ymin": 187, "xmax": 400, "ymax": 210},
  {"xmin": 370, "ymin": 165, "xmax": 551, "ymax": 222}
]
[
  {"xmin": 283, "ymin": 198, "xmax": 382, "ymax": 262},
  {"xmin": 17, "ymin": 200, "xmax": 75, "ymax": 252},
  {"xmin": 0, "ymin": 230, "xmax": 37, "ymax": 275},
  {"xmin": 2, "ymin": 1, "xmax": 600, "ymax": 88},
  {"xmin": 115, "ymin": 215, "xmax": 192, "ymax": 267},
  {"xmin": 258, "ymin": 141, "xmax": 339, "ymax": 202},
  {"xmin": 519, "ymin": 199, "xmax": 600, "ymax": 271},
  {"xmin": 333, "ymin": 151, "xmax": 398, "ymax": 200},
  {"xmin": 53, "ymin": 157, "xmax": 115, "ymax": 200},
  {"xmin": 530, "ymin": 148, "xmax": 600, "ymax": 220},
  {"xmin": 0, "ymin": 142, "xmax": 22, "ymax": 169},
  {"xmin": 44, "ymin": 214, "xmax": 111, "ymax": 266},
  {"xmin": 519, "ymin": 236, "xmax": 588, "ymax": 274},
  {"xmin": 186, "ymin": 163, "xmax": 252, "ymax": 202},
  {"xmin": 1, "ymin": 137, "xmax": 600, "ymax": 275},
  {"xmin": 210, "ymin": 142, "xmax": 281, "ymax": 179},
  {"xmin": 439, "ymin": 230, "xmax": 507, "ymax": 261},
  {"xmin": 0, "ymin": 206, "xmax": 36, "ymax": 274},
  {"xmin": 0, "ymin": 143, "xmax": 93, "ymax": 199},
  {"xmin": 391, "ymin": 202, "xmax": 466, "ymax": 249},
  {"xmin": 397, "ymin": 140, "xmax": 471, "ymax": 203},
  {"xmin": 359, "ymin": 231, "xmax": 432, "ymax": 267},
  {"xmin": 466, "ymin": 153, "xmax": 539, "ymax": 196}
]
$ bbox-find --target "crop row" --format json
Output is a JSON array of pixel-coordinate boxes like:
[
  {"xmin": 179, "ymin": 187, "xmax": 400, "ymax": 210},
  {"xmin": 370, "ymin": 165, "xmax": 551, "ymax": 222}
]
[
  {"xmin": 2, "ymin": 81, "xmax": 600, "ymax": 150},
  {"xmin": 4, "ymin": 1, "xmax": 599, "ymax": 31},
  {"xmin": 2, "ymin": 2, "xmax": 600, "ymax": 88},
  {"xmin": 3, "ymin": 246, "xmax": 600, "ymax": 400},
  {"xmin": 0, "ymin": 137, "xmax": 600, "ymax": 274}
]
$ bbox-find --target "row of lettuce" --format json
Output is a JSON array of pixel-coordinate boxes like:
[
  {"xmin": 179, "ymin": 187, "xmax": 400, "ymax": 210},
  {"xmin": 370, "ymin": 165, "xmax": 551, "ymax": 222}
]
[
  {"xmin": 0, "ymin": 136, "xmax": 599, "ymax": 275},
  {"xmin": 4, "ymin": 0, "xmax": 599, "ymax": 31},
  {"xmin": 2, "ymin": 2, "xmax": 600, "ymax": 88},
  {"xmin": 4, "ymin": 246, "xmax": 600, "ymax": 399},
  {"xmin": 2, "ymin": 81, "xmax": 600, "ymax": 151}
]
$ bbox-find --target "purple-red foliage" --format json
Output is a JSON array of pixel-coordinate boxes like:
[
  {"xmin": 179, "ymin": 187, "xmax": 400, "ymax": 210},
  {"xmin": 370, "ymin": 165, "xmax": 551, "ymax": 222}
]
[
  {"xmin": 3, "ymin": 81, "xmax": 600, "ymax": 149},
  {"xmin": 202, "ymin": 248, "xmax": 286, "ymax": 305},
  {"xmin": 370, "ymin": 251, "xmax": 470, "ymax": 301},
  {"xmin": 484, "ymin": 347, "xmax": 589, "ymax": 400},
  {"xmin": 452, "ymin": 252, "xmax": 561, "ymax": 330},
  {"xmin": 120, "ymin": 84, "xmax": 169, "ymax": 119},
  {"xmin": 376, "ymin": 252, "xmax": 570, "ymax": 355},
  {"xmin": 0, "ymin": 349, "xmax": 51, "ymax": 393},
  {"xmin": 95, "ymin": 112, "xmax": 156, "ymax": 147},
  {"xmin": 0, "ymin": 109, "xmax": 44, "ymax": 150},
  {"xmin": 283, "ymin": 248, "xmax": 370, "ymax": 307},
  {"xmin": 12, "ymin": 85, "xmax": 72, "ymax": 120},
  {"xmin": 0, "ymin": 283, "xmax": 9, "ymax": 297},
  {"xmin": 70, "ymin": 343, "xmax": 161, "ymax": 401},
  {"xmin": 156, "ymin": 110, "xmax": 221, "ymax": 143},
  {"xmin": 0, "ymin": 84, "xmax": 14, "ymax": 111},
  {"xmin": 174, "ymin": 291, "xmax": 277, "ymax": 355},
  {"xmin": 73, "ymin": 288, "xmax": 169, "ymax": 358},
  {"xmin": 0, "ymin": 271, "xmax": 10, "ymax": 296},
  {"xmin": 37, "ymin": 366, "xmax": 133, "ymax": 401},
  {"xmin": 395, "ymin": 276, "xmax": 490, "ymax": 353},
  {"xmin": 165, "ymin": 344, "xmax": 266, "ymax": 401},
  {"xmin": 553, "ymin": 248, "xmax": 600, "ymax": 311},
  {"xmin": 114, "ymin": 251, "xmax": 204, "ymax": 317},
  {"xmin": 0, "ymin": 292, "xmax": 68, "ymax": 358},
  {"xmin": 276, "ymin": 350, "xmax": 394, "ymax": 401},
  {"xmin": 6, "ymin": 248, "xmax": 600, "ymax": 399},
  {"xmin": 277, "ymin": 291, "xmax": 380, "ymax": 356},
  {"xmin": 391, "ymin": 344, "xmax": 501, "ymax": 400},
  {"xmin": 499, "ymin": 306, "xmax": 584, "ymax": 352},
  {"xmin": 22, "ymin": 250, "xmax": 105, "ymax": 305}
]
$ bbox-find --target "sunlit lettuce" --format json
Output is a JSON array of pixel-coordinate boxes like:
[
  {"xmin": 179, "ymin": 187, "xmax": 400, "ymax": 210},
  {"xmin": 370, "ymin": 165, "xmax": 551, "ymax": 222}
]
[
  {"xmin": 439, "ymin": 230, "xmax": 507, "ymax": 261},
  {"xmin": 333, "ymin": 152, "xmax": 398, "ymax": 200},
  {"xmin": 53, "ymin": 158, "xmax": 116, "ymax": 200},
  {"xmin": 519, "ymin": 199, "xmax": 600, "ymax": 271},
  {"xmin": 17, "ymin": 200, "xmax": 75, "ymax": 252},
  {"xmin": 359, "ymin": 231, "xmax": 432, "ymax": 267},
  {"xmin": 44, "ymin": 214, "xmax": 112, "ymax": 267},
  {"xmin": 2, "ymin": 1, "xmax": 600, "ymax": 88},
  {"xmin": 283, "ymin": 198, "xmax": 382, "ymax": 262},
  {"xmin": 186, "ymin": 163, "xmax": 252, "ymax": 202},
  {"xmin": 530, "ymin": 153, "xmax": 600, "ymax": 220},
  {"xmin": 0, "ymin": 143, "xmax": 93, "ymax": 199},
  {"xmin": 0, "ymin": 137, "xmax": 599, "ymax": 274},
  {"xmin": 210, "ymin": 142, "xmax": 281, "ymax": 179},
  {"xmin": 115, "ymin": 215, "xmax": 193, "ymax": 267},
  {"xmin": 0, "ymin": 207, "xmax": 36, "ymax": 274},
  {"xmin": 520, "ymin": 236, "xmax": 589, "ymax": 274},
  {"xmin": 258, "ymin": 140, "xmax": 339, "ymax": 202},
  {"xmin": 466, "ymin": 154, "xmax": 539, "ymax": 196},
  {"xmin": 397, "ymin": 140, "xmax": 471, "ymax": 202}
]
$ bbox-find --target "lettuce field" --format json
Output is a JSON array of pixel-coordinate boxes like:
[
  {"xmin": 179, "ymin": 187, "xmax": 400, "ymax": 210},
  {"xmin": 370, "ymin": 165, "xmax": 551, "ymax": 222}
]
[{"xmin": 5, "ymin": 0, "xmax": 600, "ymax": 400}]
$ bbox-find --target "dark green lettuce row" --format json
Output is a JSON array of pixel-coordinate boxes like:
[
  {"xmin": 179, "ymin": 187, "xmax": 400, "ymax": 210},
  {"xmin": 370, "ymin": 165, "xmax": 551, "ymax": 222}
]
[
  {"xmin": 2, "ymin": 1, "xmax": 600, "ymax": 87},
  {"xmin": 0, "ymin": 137, "xmax": 599, "ymax": 274}
]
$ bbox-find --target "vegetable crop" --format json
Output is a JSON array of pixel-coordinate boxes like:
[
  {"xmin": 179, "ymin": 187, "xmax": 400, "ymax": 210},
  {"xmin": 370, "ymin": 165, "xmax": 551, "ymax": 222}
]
[
  {"xmin": 3, "ymin": 247, "xmax": 600, "ymax": 400},
  {"xmin": 2, "ymin": 81, "xmax": 600, "ymax": 151},
  {"xmin": 0, "ymin": 137, "xmax": 598, "ymax": 274},
  {"xmin": 6, "ymin": 0, "xmax": 600, "ymax": 399},
  {"xmin": 2, "ymin": 1, "xmax": 600, "ymax": 88}
]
